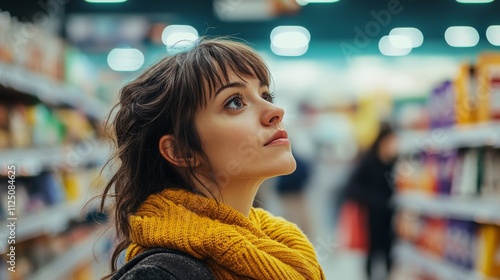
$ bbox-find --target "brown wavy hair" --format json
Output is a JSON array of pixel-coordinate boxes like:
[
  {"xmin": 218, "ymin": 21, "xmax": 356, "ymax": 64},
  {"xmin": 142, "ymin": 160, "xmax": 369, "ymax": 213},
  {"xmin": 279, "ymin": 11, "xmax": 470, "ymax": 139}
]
[{"xmin": 99, "ymin": 37, "xmax": 271, "ymax": 278}]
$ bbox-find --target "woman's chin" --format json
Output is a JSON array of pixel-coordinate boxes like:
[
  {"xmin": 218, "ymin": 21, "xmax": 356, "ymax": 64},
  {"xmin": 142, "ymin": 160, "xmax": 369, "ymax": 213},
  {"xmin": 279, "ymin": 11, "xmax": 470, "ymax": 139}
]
[{"xmin": 270, "ymin": 154, "xmax": 297, "ymax": 177}]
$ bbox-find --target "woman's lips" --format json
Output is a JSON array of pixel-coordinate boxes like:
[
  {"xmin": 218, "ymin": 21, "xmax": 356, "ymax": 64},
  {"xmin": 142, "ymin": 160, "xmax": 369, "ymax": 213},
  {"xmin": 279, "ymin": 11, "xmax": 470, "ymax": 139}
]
[{"xmin": 264, "ymin": 130, "xmax": 289, "ymax": 146}]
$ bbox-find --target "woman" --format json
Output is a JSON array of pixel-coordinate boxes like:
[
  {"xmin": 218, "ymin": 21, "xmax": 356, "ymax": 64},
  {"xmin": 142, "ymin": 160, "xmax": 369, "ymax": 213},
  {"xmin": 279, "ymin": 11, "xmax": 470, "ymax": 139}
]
[
  {"xmin": 341, "ymin": 123, "xmax": 397, "ymax": 280},
  {"xmin": 100, "ymin": 38, "xmax": 325, "ymax": 280}
]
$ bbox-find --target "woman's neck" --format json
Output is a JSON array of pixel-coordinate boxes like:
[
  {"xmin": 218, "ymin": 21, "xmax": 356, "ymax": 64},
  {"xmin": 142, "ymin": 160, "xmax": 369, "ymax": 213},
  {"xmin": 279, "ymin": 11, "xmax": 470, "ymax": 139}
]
[{"xmin": 197, "ymin": 177, "xmax": 264, "ymax": 217}]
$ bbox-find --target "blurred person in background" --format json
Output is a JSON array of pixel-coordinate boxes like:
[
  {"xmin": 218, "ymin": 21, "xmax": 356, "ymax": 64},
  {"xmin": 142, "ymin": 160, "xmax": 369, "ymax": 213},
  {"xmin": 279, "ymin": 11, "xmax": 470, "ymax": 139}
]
[
  {"xmin": 341, "ymin": 122, "xmax": 398, "ymax": 280},
  {"xmin": 100, "ymin": 37, "xmax": 325, "ymax": 280}
]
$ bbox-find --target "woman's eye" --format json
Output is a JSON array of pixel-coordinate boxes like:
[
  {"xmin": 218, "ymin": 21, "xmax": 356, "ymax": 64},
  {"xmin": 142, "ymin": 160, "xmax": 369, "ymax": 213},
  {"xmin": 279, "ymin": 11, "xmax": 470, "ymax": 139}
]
[
  {"xmin": 262, "ymin": 92, "xmax": 275, "ymax": 103},
  {"xmin": 225, "ymin": 94, "xmax": 245, "ymax": 110}
]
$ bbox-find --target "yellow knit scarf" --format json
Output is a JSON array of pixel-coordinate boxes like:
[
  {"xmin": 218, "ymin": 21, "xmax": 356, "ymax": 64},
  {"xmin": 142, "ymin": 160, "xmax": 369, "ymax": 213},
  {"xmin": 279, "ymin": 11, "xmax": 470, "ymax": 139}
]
[{"xmin": 126, "ymin": 189, "xmax": 325, "ymax": 280}]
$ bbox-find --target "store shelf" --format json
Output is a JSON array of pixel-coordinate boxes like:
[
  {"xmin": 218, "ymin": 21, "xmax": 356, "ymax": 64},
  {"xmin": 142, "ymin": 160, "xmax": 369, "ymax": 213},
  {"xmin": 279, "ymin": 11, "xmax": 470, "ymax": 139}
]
[
  {"xmin": 394, "ymin": 192, "xmax": 500, "ymax": 224},
  {"xmin": 0, "ymin": 200, "xmax": 86, "ymax": 255},
  {"xmin": 394, "ymin": 241, "xmax": 494, "ymax": 280},
  {"xmin": 0, "ymin": 140, "xmax": 111, "ymax": 175},
  {"xmin": 20, "ymin": 201, "xmax": 83, "ymax": 240},
  {"xmin": 26, "ymin": 229, "xmax": 109, "ymax": 280},
  {"xmin": 398, "ymin": 122, "xmax": 500, "ymax": 154},
  {"xmin": 0, "ymin": 62, "xmax": 107, "ymax": 120}
]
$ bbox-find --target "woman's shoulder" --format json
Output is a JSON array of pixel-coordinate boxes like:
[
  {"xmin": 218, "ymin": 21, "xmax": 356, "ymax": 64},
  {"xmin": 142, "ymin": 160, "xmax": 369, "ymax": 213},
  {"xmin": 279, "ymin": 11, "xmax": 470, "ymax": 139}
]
[
  {"xmin": 112, "ymin": 248, "xmax": 214, "ymax": 280},
  {"xmin": 114, "ymin": 264, "xmax": 176, "ymax": 280}
]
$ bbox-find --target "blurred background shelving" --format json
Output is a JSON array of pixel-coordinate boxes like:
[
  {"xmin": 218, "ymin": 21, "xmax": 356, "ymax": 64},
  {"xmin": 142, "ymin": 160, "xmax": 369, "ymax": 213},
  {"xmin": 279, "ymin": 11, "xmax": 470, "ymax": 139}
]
[
  {"xmin": 0, "ymin": 5, "xmax": 113, "ymax": 279},
  {"xmin": 394, "ymin": 192, "xmax": 500, "ymax": 224},
  {"xmin": 0, "ymin": 62, "xmax": 108, "ymax": 121},
  {"xmin": 398, "ymin": 122, "xmax": 500, "ymax": 154},
  {"xmin": 394, "ymin": 241, "xmax": 497, "ymax": 280},
  {"xmin": 393, "ymin": 59, "xmax": 500, "ymax": 279},
  {"xmin": 25, "ymin": 228, "xmax": 111, "ymax": 280}
]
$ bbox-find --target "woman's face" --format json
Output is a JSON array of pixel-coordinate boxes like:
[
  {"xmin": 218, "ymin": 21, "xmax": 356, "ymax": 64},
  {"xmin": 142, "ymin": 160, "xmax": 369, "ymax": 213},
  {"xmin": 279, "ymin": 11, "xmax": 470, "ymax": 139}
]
[
  {"xmin": 195, "ymin": 71, "xmax": 296, "ymax": 187},
  {"xmin": 379, "ymin": 133, "xmax": 398, "ymax": 162}
]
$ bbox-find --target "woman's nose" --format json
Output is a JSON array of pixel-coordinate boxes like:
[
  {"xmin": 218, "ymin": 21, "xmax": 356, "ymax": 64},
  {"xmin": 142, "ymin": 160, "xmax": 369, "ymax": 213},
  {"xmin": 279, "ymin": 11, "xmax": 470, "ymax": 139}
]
[{"xmin": 262, "ymin": 103, "xmax": 285, "ymax": 126}]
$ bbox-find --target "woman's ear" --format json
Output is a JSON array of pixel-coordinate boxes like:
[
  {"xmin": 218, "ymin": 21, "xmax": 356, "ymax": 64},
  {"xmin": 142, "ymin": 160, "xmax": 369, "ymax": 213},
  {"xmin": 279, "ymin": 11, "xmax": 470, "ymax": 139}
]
[{"xmin": 159, "ymin": 135, "xmax": 198, "ymax": 167}]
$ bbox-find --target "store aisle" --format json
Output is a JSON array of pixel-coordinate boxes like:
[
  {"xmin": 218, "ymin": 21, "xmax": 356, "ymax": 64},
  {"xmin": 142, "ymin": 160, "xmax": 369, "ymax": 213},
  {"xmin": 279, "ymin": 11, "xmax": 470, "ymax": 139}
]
[
  {"xmin": 259, "ymin": 160, "xmax": 367, "ymax": 280},
  {"xmin": 307, "ymin": 161, "xmax": 366, "ymax": 280}
]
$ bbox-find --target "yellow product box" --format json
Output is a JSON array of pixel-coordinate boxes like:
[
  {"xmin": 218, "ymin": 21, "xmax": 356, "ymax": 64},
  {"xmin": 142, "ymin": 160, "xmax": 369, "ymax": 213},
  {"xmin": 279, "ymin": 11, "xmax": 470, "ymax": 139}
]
[
  {"xmin": 454, "ymin": 63, "xmax": 477, "ymax": 125},
  {"xmin": 62, "ymin": 171, "xmax": 82, "ymax": 201},
  {"xmin": 476, "ymin": 224, "xmax": 500, "ymax": 278},
  {"xmin": 477, "ymin": 53, "xmax": 500, "ymax": 123}
]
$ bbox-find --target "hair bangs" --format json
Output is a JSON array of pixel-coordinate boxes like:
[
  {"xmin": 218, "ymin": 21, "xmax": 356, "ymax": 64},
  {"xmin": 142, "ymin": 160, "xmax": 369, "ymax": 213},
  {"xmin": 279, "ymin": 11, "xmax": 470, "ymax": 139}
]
[{"xmin": 186, "ymin": 40, "xmax": 271, "ymax": 108}]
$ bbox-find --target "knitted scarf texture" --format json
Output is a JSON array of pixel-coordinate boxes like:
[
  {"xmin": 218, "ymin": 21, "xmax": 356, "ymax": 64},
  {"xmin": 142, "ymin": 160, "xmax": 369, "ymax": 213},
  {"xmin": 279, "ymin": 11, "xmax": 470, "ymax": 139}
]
[{"xmin": 126, "ymin": 188, "xmax": 325, "ymax": 279}]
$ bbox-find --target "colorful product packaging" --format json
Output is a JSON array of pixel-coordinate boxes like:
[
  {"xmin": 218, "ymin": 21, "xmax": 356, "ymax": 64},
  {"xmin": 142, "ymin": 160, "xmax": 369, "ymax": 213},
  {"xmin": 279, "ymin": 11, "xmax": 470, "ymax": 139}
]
[
  {"xmin": 477, "ymin": 53, "xmax": 500, "ymax": 122},
  {"xmin": 437, "ymin": 150, "xmax": 458, "ymax": 196},
  {"xmin": 451, "ymin": 149, "xmax": 479, "ymax": 197},
  {"xmin": 476, "ymin": 224, "xmax": 500, "ymax": 278},
  {"xmin": 481, "ymin": 148, "xmax": 500, "ymax": 199},
  {"xmin": 422, "ymin": 152, "xmax": 439, "ymax": 195},
  {"xmin": 428, "ymin": 83, "xmax": 443, "ymax": 129},
  {"xmin": 454, "ymin": 64, "xmax": 479, "ymax": 125},
  {"xmin": 423, "ymin": 217, "xmax": 447, "ymax": 256},
  {"xmin": 441, "ymin": 80, "xmax": 456, "ymax": 128},
  {"xmin": 444, "ymin": 219, "xmax": 477, "ymax": 270}
]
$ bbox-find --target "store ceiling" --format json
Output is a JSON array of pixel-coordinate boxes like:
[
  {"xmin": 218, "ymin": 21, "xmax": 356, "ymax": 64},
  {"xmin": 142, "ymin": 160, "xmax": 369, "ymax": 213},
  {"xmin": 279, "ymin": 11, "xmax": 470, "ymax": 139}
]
[
  {"xmin": 67, "ymin": 0, "xmax": 500, "ymax": 41},
  {"xmin": 3, "ymin": 0, "xmax": 500, "ymax": 44},
  {"xmin": 3, "ymin": 1, "xmax": 496, "ymax": 97}
]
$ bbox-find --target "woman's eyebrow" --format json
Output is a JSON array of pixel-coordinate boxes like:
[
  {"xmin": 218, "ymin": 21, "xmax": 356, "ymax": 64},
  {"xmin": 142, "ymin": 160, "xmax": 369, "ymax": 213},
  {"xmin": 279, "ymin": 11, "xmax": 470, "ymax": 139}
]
[
  {"xmin": 215, "ymin": 81, "xmax": 247, "ymax": 96},
  {"xmin": 215, "ymin": 81, "xmax": 268, "ymax": 96}
]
